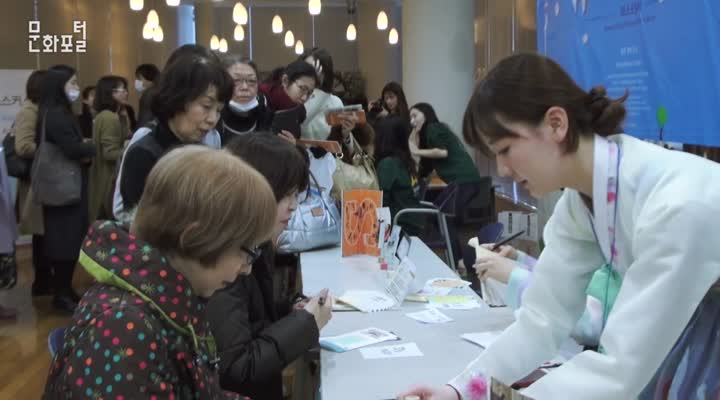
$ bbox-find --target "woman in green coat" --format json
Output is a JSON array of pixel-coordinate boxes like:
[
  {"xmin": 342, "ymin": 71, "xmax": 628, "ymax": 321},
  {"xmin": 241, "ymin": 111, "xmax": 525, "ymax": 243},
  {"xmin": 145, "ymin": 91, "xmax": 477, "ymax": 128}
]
[{"xmin": 88, "ymin": 76, "xmax": 130, "ymax": 222}]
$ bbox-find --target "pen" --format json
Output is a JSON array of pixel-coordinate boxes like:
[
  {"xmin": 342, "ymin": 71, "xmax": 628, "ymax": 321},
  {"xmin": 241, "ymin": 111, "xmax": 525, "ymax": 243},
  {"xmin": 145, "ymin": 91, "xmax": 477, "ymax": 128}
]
[{"xmin": 491, "ymin": 230, "xmax": 525, "ymax": 251}]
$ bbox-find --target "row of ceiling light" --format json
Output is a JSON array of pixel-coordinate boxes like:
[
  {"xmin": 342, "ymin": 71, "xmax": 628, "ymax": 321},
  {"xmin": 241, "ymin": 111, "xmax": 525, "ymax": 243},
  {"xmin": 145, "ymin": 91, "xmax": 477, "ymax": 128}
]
[{"xmin": 130, "ymin": 0, "xmax": 399, "ymax": 48}]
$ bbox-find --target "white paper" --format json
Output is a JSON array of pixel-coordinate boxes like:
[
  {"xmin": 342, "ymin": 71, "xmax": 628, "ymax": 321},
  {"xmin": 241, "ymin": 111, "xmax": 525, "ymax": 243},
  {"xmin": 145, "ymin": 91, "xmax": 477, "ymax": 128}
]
[
  {"xmin": 481, "ymin": 278, "xmax": 507, "ymax": 307},
  {"xmin": 359, "ymin": 342, "xmax": 424, "ymax": 359},
  {"xmin": 338, "ymin": 290, "xmax": 396, "ymax": 313},
  {"xmin": 406, "ymin": 308, "xmax": 453, "ymax": 324},
  {"xmin": 461, "ymin": 331, "xmax": 503, "ymax": 348},
  {"xmin": 320, "ymin": 327, "xmax": 399, "ymax": 352},
  {"xmin": 376, "ymin": 207, "xmax": 392, "ymax": 256},
  {"xmin": 385, "ymin": 258, "xmax": 417, "ymax": 305}
]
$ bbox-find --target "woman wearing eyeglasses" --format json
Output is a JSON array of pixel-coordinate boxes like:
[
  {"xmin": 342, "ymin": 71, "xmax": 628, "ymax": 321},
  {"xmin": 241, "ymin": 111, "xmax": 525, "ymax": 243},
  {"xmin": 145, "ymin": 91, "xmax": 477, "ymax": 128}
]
[
  {"xmin": 260, "ymin": 60, "xmax": 318, "ymax": 139},
  {"xmin": 43, "ymin": 146, "xmax": 272, "ymax": 400},
  {"xmin": 207, "ymin": 134, "xmax": 333, "ymax": 400},
  {"xmin": 218, "ymin": 56, "xmax": 273, "ymax": 146},
  {"xmin": 88, "ymin": 76, "xmax": 132, "ymax": 223}
]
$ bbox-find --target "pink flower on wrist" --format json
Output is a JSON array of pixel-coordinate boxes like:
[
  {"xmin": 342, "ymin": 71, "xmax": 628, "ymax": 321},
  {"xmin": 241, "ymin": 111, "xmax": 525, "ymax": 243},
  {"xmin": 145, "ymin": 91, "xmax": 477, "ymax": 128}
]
[{"xmin": 467, "ymin": 375, "xmax": 488, "ymax": 400}]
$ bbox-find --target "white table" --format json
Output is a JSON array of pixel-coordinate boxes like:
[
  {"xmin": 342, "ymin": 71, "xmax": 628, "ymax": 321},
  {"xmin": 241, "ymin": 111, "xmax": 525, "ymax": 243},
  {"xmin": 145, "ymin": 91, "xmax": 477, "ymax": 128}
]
[{"xmin": 300, "ymin": 238, "xmax": 515, "ymax": 400}]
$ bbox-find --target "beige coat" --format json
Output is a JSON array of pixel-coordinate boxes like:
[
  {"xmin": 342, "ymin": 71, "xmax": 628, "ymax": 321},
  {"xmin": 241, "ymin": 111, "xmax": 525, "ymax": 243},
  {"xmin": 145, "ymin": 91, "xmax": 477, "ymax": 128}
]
[{"xmin": 14, "ymin": 100, "xmax": 43, "ymax": 235}]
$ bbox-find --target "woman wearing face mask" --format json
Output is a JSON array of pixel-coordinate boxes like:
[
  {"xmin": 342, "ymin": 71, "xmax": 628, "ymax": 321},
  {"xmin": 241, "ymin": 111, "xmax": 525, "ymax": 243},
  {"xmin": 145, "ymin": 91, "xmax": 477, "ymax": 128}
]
[
  {"xmin": 43, "ymin": 146, "xmax": 274, "ymax": 400},
  {"xmin": 35, "ymin": 65, "xmax": 96, "ymax": 313},
  {"xmin": 118, "ymin": 55, "xmax": 233, "ymax": 221},
  {"xmin": 208, "ymin": 133, "xmax": 332, "ymax": 400},
  {"xmin": 134, "ymin": 63, "xmax": 160, "ymax": 128},
  {"xmin": 260, "ymin": 60, "xmax": 318, "ymax": 137},
  {"xmin": 399, "ymin": 53, "xmax": 720, "ymax": 400},
  {"xmin": 299, "ymin": 47, "xmax": 344, "ymax": 140},
  {"xmin": 368, "ymin": 81, "xmax": 410, "ymax": 125},
  {"xmin": 218, "ymin": 56, "xmax": 272, "ymax": 146},
  {"xmin": 88, "ymin": 76, "xmax": 132, "ymax": 223}
]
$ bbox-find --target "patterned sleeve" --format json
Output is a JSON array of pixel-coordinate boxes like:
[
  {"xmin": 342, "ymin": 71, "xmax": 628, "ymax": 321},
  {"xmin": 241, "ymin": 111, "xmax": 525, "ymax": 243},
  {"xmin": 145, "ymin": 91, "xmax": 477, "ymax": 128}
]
[{"xmin": 56, "ymin": 306, "xmax": 180, "ymax": 399}]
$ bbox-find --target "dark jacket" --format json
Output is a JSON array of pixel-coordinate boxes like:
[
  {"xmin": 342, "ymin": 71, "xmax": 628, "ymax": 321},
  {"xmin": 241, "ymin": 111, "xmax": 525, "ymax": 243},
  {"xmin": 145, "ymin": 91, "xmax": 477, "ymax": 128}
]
[
  {"xmin": 43, "ymin": 221, "xmax": 249, "ymax": 400},
  {"xmin": 36, "ymin": 106, "xmax": 95, "ymax": 261},
  {"xmin": 137, "ymin": 89, "xmax": 154, "ymax": 128},
  {"xmin": 218, "ymin": 94, "xmax": 273, "ymax": 146},
  {"xmin": 207, "ymin": 247, "xmax": 319, "ymax": 400},
  {"xmin": 119, "ymin": 121, "xmax": 181, "ymax": 211}
]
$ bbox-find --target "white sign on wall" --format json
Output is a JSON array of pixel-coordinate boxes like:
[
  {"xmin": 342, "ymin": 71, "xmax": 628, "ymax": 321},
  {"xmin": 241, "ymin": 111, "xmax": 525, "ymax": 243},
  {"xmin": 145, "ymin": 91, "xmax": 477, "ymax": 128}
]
[{"xmin": 0, "ymin": 69, "xmax": 33, "ymax": 139}]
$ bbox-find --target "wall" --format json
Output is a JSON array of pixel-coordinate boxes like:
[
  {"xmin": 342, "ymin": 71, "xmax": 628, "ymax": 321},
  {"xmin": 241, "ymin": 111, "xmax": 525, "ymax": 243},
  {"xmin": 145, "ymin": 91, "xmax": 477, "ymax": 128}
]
[
  {"xmin": 0, "ymin": 0, "xmax": 180, "ymax": 109},
  {"xmin": 356, "ymin": 0, "xmax": 402, "ymax": 100}
]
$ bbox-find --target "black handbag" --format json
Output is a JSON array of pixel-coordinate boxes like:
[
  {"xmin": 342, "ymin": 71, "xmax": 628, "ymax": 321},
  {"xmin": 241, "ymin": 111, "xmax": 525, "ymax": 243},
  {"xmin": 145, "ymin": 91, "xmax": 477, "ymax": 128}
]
[
  {"xmin": 2, "ymin": 125, "xmax": 32, "ymax": 179},
  {"xmin": 31, "ymin": 111, "xmax": 82, "ymax": 206}
]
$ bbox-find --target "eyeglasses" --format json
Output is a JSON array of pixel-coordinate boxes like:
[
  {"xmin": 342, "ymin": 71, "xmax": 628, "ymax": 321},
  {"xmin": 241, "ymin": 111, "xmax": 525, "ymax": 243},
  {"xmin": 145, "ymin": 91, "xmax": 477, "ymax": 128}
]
[
  {"xmin": 241, "ymin": 245, "xmax": 262, "ymax": 265},
  {"xmin": 292, "ymin": 82, "xmax": 313, "ymax": 97},
  {"xmin": 112, "ymin": 88, "xmax": 128, "ymax": 93},
  {"xmin": 234, "ymin": 78, "xmax": 258, "ymax": 87}
]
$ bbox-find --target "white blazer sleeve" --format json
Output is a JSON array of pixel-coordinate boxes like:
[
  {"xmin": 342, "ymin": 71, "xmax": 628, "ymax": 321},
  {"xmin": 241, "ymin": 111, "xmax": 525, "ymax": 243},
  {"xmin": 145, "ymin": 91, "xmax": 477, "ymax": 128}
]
[
  {"xmin": 449, "ymin": 192, "xmax": 604, "ymax": 396},
  {"xmin": 522, "ymin": 197, "xmax": 720, "ymax": 399}
]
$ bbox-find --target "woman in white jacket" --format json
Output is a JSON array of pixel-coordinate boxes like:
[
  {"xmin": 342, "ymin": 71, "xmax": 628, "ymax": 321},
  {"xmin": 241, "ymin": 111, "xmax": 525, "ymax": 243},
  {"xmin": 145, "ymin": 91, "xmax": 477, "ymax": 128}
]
[
  {"xmin": 399, "ymin": 53, "xmax": 720, "ymax": 399},
  {"xmin": 299, "ymin": 47, "xmax": 344, "ymax": 140}
]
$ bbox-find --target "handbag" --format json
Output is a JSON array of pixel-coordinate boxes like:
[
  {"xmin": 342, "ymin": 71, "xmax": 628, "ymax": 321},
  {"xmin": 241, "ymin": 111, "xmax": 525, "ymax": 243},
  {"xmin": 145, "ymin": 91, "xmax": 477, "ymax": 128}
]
[
  {"xmin": 331, "ymin": 133, "xmax": 378, "ymax": 201},
  {"xmin": 2, "ymin": 124, "xmax": 32, "ymax": 179},
  {"xmin": 277, "ymin": 172, "xmax": 341, "ymax": 253},
  {"xmin": 31, "ymin": 111, "xmax": 82, "ymax": 206},
  {"xmin": 0, "ymin": 252, "xmax": 17, "ymax": 290}
]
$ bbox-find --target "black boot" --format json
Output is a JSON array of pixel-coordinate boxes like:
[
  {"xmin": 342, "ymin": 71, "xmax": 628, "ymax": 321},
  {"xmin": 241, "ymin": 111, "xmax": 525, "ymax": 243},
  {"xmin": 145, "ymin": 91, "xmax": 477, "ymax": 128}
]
[{"xmin": 52, "ymin": 290, "xmax": 78, "ymax": 314}]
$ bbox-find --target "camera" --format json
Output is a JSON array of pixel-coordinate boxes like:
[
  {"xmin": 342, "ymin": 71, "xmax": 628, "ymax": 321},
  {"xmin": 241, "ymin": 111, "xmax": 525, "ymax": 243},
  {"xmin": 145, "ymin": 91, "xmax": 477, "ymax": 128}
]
[{"xmin": 370, "ymin": 97, "xmax": 385, "ymax": 114}]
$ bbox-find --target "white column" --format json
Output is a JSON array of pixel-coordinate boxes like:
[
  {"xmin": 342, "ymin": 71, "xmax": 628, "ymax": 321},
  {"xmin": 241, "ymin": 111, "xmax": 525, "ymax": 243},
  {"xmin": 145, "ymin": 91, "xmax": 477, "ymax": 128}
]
[
  {"xmin": 177, "ymin": 5, "xmax": 196, "ymax": 47},
  {"xmin": 402, "ymin": 0, "xmax": 475, "ymax": 138}
]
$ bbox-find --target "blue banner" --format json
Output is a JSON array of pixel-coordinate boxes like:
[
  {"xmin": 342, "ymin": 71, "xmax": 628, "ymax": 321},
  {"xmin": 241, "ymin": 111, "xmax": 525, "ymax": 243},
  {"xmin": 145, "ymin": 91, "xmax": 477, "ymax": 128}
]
[{"xmin": 538, "ymin": 0, "xmax": 720, "ymax": 146}]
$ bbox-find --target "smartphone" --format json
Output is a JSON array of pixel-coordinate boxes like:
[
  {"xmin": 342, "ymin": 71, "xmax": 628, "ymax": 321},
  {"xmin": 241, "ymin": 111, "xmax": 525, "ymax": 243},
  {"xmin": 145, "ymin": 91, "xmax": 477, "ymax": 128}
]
[{"xmin": 271, "ymin": 107, "xmax": 303, "ymax": 139}]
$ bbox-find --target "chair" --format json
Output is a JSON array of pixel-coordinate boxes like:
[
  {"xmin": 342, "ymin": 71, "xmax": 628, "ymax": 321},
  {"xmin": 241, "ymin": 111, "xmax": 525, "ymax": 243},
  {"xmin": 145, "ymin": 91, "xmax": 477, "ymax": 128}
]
[
  {"xmin": 48, "ymin": 327, "xmax": 66, "ymax": 357},
  {"xmin": 394, "ymin": 183, "xmax": 461, "ymax": 270}
]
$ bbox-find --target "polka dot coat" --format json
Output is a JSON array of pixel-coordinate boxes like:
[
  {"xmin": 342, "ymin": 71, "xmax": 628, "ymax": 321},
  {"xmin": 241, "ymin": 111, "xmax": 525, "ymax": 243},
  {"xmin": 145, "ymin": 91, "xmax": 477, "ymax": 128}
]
[{"xmin": 42, "ymin": 221, "xmax": 250, "ymax": 400}]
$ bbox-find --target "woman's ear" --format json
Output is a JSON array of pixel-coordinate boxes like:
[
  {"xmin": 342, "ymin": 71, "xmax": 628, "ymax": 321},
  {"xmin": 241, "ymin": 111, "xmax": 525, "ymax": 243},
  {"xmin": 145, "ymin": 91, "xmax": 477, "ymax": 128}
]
[
  {"xmin": 178, "ymin": 221, "xmax": 201, "ymax": 251},
  {"xmin": 545, "ymin": 106, "xmax": 569, "ymax": 144}
]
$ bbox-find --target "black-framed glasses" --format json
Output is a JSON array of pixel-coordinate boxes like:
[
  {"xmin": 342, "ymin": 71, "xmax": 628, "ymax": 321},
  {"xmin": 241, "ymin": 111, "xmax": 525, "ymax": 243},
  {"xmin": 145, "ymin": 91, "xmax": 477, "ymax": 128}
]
[{"xmin": 241, "ymin": 245, "xmax": 262, "ymax": 265}]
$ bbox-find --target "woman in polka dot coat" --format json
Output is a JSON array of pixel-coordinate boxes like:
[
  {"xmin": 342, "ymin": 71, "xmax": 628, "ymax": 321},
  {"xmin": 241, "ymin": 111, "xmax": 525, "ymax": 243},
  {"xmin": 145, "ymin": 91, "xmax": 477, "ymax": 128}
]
[{"xmin": 42, "ymin": 146, "xmax": 279, "ymax": 399}]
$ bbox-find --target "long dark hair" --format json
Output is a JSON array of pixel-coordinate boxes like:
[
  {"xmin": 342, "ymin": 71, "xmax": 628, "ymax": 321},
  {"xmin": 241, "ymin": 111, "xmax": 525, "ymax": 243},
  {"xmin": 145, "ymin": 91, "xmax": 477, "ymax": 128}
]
[
  {"xmin": 80, "ymin": 85, "xmax": 95, "ymax": 116},
  {"xmin": 26, "ymin": 69, "xmax": 47, "ymax": 104},
  {"xmin": 39, "ymin": 64, "xmax": 76, "ymax": 112},
  {"xmin": 94, "ymin": 76, "xmax": 126, "ymax": 113},
  {"xmin": 374, "ymin": 116, "xmax": 416, "ymax": 177},
  {"xmin": 463, "ymin": 53, "xmax": 628, "ymax": 155},
  {"xmin": 410, "ymin": 102, "xmax": 443, "ymax": 178},
  {"xmin": 381, "ymin": 81, "xmax": 409, "ymax": 118}
]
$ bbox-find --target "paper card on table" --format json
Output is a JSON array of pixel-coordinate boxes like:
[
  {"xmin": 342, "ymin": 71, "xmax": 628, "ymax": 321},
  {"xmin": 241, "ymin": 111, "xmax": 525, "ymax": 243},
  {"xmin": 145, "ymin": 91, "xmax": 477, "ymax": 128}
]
[
  {"xmin": 426, "ymin": 295, "xmax": 483, "ymax": 310},
  {"xmin": 461, "ymin": 331, "xmax": 503, "ymax": 348},
  {"xmin": 320, "ymin": 327, "xmax": 399, "ymax": 352},
  {"xmin": 385, "ymin": 257, "xmax": 417, "ymax": 305},
  {"xmin": 382, "ymin": 225, "xmax": 402, "ymax": 264},
  {"xmin": 338, "ymin": 290, "xmax": 396, "ymax": 313},
  {"xmin": 359, "ymin": 342, "xmax": 424, "ymax": 359},
  {"xmin": 406, "ymin": 308, "xmax": 453, "ymax": 324},
  {"xmin": 331, "ymin": 298, "xmax": 359, "ymax": 312},
  {"xmin": 376, "ymin": 207, "xmax": 392, "ymax": 258},
  {"xmin": 342, "ymin": 190, "xmax": 382, "ymax": 257}
]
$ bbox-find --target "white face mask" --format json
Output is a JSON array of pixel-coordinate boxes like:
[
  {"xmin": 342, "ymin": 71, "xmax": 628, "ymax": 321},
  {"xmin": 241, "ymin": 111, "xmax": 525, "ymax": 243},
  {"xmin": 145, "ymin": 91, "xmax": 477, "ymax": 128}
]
[
  {"xmin": 134, "ymin": 79, "xmax": 145, "ymax": 92},
  {"xmin": 229, "ymin": 98, "xmax": 259, "ymax": 114},
  {"xmin": 66, "ymin": 89, "xmax": 80, "ymax": 102}
]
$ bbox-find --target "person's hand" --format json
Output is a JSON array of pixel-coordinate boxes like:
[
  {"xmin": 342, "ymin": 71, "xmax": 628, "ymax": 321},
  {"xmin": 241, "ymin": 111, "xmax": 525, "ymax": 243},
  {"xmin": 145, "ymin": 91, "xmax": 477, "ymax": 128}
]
[
  {"xmin": 396, "ymin": 384, "xmax": 460, "ymax": 400},
  {"xmin": 304, "ymin": 288, "xmax": 333, "ymax": 330},
  {"xmin": 480, "ymin": 243, "xmax": 518, "ymax": 261},
  {"xmin": 313, "ymin": 58, "xmax": 324, "ymax": 85},
  {"xmin": 473, "ymin": 252, "xmax": 517, "ymax": 284},
  {"xmin": 278, "ymin": 130, "xmax": 297, "ymax": 145},
  {"xmin": 378, "ymin": 108, "xmax": 389, "ymax": 118},
  {"xmin": 340, "ymin": 114, "xmax": 357, "ymax": 138}
]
